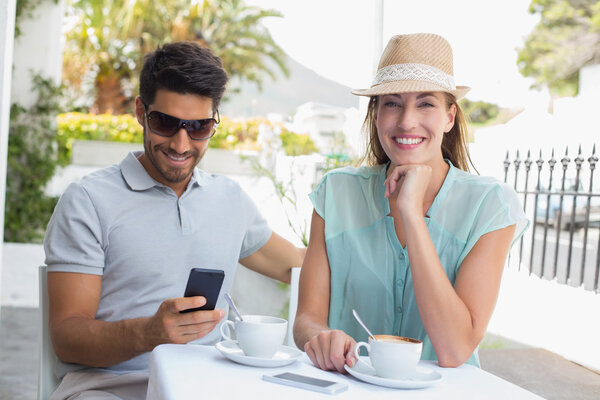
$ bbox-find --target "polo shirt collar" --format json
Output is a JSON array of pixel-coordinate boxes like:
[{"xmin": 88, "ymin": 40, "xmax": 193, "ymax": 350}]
[{"xmin": 120, "ymin": 151, "xmax": 210, "ymax": 192}]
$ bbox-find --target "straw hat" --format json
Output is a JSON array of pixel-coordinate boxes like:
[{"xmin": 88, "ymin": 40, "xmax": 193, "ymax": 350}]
[{"xmin": 352, "ymin": 33, "xmax": 470, "ymax": 99}]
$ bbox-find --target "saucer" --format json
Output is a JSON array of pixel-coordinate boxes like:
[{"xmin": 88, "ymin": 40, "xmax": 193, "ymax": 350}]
[
  {"xmin": 215, "ymin": 340, "xmax": 302, "ymax": 368},
  {"xmin": 344, "ymin": 357, "xmax": 443, "ymax": 389}
]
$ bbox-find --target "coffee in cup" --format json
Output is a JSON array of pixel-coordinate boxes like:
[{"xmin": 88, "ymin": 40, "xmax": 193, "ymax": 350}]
[
  {"xmin": 220, "ymin": 315, "xmax": 287, "ymax": 358},
  {"xmin": 354, "ymin": 334, "xmax": 423, "ymax": 379}
]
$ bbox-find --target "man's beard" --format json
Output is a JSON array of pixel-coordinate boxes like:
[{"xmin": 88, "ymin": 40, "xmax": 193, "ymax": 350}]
[{"xmin": 143, "ymin": 131, "xmax": 204, "ymax": 184}]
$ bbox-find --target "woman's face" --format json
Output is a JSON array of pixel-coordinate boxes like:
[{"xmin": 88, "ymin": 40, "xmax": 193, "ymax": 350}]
[{"xmin": 375, "ymin": 92, "xmax": 456, "ymax": 167}]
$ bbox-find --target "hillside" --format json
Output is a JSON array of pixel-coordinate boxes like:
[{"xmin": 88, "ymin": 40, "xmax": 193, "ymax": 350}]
[{"xmin": 220, "ymin": 56, "xmax": 359, "ymax": 118}]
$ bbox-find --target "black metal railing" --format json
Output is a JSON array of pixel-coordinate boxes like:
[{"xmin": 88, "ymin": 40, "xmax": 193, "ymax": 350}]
[{"xmin": 504, "ymin": 145, "xmax": 600, "ymax": 292}]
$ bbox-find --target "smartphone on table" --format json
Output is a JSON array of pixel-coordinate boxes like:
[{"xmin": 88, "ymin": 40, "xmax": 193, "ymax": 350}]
[
  {"xmin": 181, "ymin": 267, "xmax": 225, "ymax": 313},
  {"xmin": 263, "ymin": 372, "xmax": 348, "ymax": 395}
]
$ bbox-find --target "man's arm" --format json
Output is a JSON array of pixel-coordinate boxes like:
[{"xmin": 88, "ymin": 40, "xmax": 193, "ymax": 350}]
[
  {"xmin": 239, "ymin": 232, "xmax": 306, "ymax": 284},
  {"xmin": 48, "ymin": 271, "xmax": 224, "ymax": 367}
]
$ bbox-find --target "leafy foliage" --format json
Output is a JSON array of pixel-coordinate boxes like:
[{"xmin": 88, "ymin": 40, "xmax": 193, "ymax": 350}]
[
  {"xmin": 56, "ymin": 112, "xmax": 318, "ymax": 159},
  {"xmin": 62, "ymin": 0, "xmax": 289, "ymax": 113},
  {"xmin": 459, "ymin": 98, "xmax": 501, "ymax": 125},
  {"xmin": 56, "ymin": 112, "xmax": 143, "ymax": 165},
  {"xmin": 5, "ymin": 76, "xmax": 63, "ymax": 243},
  {"xmin": 279, "ymin": 131, "xmax": 319, "ymax": 156},
  {"xmin": 517, "ymin": 0, "xmax": 600, "ymax": 96}
]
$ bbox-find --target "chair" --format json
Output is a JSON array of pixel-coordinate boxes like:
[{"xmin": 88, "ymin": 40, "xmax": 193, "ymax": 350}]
[
  {"xmin": 286, "ymin": 267, "xmax": 301, "ymax": 348},
  {"xmin": 38, "ymin": 265, "xmax": 60, "ymax": 400}
]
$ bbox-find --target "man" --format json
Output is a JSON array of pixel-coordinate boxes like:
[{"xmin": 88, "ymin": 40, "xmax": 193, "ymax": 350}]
[{"xmin": 44, "ymin": 41, "xmax": 305, "ymax": 399}]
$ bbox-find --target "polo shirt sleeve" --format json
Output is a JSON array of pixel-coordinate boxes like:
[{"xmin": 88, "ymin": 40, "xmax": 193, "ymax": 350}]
[
  {"xmin": 44, "ymin": 182, "xmax": 105, "ymax": 275},
  {"xmin": 239, "ymin": 189, "xmax": 272, "ymax": 259}
]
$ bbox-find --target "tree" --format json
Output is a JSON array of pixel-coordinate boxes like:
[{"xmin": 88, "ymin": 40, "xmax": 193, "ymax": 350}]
[
  {"xmin": 517, "ymin": 0, "xmax": 600, "ymax": 97},
  {"xmin": 62, "ymin": 0, "xmax": 289, "ymax": 114},
  {"xmin": 459, "ymin": 98, "xmax": 501, "ymax": 125}
]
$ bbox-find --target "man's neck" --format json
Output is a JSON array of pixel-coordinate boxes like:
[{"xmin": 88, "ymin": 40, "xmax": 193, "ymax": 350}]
[{"xmin": 137, "ymin": 153, "xmax": 191, "ymax": 197}]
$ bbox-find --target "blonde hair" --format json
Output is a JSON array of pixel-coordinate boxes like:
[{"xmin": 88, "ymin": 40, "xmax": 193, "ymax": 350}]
[{"xmin": 360, "ymin": 94, "xmax": 476, "ymax": 173}]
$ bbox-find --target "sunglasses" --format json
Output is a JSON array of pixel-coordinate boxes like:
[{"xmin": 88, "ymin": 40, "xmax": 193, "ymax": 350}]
[{"xmin": 144, "ymin": 108, "xmax": 220, "ymax": 141}]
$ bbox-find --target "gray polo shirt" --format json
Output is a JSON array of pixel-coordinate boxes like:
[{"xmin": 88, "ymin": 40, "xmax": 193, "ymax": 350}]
[{"xmin": 44, "ymin": 151, "xmax": 271, "ymax": 376}]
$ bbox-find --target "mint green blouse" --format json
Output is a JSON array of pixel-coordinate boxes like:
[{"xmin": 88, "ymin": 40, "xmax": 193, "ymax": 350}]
[{"xmin": 309, "ymin": 161, "xmax": 529, "ymax": 367}]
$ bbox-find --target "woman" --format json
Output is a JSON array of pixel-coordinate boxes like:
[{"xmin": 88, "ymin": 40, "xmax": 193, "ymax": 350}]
[{"xmin": 293, "ymin": 33, "xmax": 528, "ymax": 372}]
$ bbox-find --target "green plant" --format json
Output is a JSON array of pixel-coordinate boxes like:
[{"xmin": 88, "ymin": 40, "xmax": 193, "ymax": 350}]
[
  {"xmin": 517, "ymin": 0, "xmax": 600, "ymax": 97},
  {"xmin": 55, "ymin": 113, "xmax": 317, "ymax": 159},
  {"xmin": 459, "ymin": 98, "xmax": 501, "ymax": 126},
  {"xmin": 57, "ymin": 112, "xmax": 143, "ymax": 165},
  {"xmin": 4, "ymin": 75, "xmax": 63, "ymax": 243},
  {"xmin": 313, "ymin": 131, "xmax": 357, "ymax": 187},
  {"xmin": 63, "ymin": 0, "xmax": 288, "ymax": 113},
  {"xmin": 279, "ymin": 131, "xmax": 319, "ymax": 156}
]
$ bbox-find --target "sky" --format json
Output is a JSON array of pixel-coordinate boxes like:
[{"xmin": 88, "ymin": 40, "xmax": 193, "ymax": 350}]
[{"xmin": 245, "ymin": 0, "xmax": 546, "ymax": 110}]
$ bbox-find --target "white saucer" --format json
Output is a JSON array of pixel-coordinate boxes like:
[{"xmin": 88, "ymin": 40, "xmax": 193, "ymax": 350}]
[
  {"xmin": 344, "ymin": 357, "xmax": 443, "ymax": 389},
  {"xmin": 215, "ymin": 340, "xmax": 302, "ymax": 368}
]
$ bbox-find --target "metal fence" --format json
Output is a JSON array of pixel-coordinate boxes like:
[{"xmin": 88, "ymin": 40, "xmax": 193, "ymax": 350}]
[{"xmin": 504, "ymin": 145, "xmax": 600, "ymax": 292}]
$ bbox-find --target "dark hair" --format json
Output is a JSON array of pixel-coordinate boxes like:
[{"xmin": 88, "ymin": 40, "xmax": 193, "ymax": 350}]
[
  {"xmin": 139, "ymin": 41, "xmax": 229, "ymax": 112},
  {"xmin": 360, "ymin": 94, "xmax": 476, "ymax": 173}
]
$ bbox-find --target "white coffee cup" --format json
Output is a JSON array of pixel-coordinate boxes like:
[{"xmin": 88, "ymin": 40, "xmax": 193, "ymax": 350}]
[
  {"xmin": 220, "ymin": 315, "xmax": 288, "ymax": 358},
  {"xmin": 354, "ymin": 334, "xmax": 423, "ymax": 379}
]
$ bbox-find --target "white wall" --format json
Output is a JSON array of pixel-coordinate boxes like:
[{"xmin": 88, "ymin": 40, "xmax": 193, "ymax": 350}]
[
  {"xmin": 11, "ymin": 0, "xmax": 65, "ymax": 107},
  {"xmin": 0, "ymin": 0, "xmax": 17, "ymax": 324},
  {"xmin": 1, "ymin": 0, "xmax": 64, "ymax": 326}
]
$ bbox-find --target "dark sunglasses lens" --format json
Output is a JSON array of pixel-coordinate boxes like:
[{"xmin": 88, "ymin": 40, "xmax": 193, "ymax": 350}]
[
  {"xmin": 148, "ymin": 111, "xmax": 180, "ymax": 136},
  {"xmin": 188, "ymin": 119, "xmax": 217, "ymax": 140}
]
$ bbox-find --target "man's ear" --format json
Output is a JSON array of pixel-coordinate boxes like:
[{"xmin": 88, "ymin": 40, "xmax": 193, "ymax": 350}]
[{"xmin": 135, "ymin": 96, "xmax": 145, "ymax": 126}]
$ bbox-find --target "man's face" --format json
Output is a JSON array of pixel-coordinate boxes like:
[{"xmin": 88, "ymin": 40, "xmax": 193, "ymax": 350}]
[{"xmin": 135, "ymin": 90, "xmax": 214, "ymax": 194}]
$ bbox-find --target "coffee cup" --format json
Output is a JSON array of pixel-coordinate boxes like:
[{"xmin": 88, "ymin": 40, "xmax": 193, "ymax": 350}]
[
  {"xmin": 354, "ymin": 334, "xmax": 423, "ymax": 379},
  {"xmin": 220, "ymin": 315, "xmax": 288, "ymax": 358}
]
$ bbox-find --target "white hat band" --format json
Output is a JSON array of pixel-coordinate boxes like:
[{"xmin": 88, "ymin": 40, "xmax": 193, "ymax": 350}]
[{"xmin": 372, "ymin": 63, "xmax": 456, "ymax": 91}]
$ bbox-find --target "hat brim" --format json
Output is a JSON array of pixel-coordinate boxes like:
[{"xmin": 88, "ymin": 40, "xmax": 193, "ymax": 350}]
[{"xmin": 352, "ymin": 80, "xmax": 470, "ymax": 100}]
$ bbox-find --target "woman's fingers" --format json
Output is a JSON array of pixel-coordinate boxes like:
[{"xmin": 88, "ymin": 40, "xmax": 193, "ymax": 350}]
[{"xmin": 305, "ymin": 330, "xmax": 356, "ymax": 372}]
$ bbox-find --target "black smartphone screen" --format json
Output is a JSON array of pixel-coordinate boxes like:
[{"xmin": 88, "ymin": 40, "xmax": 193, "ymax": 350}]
[{"xmin": 181, "ymin": 268, "xmax": 225, "ymax": 313}]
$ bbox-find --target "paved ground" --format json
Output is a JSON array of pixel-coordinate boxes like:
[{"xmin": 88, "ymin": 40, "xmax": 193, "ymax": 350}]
[{"xmin": 1, "ymin": 306, "xmax": 599, "ymax": 400}]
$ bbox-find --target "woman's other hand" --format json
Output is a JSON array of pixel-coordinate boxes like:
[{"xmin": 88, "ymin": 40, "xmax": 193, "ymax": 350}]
[{"xmin": 304, "ymin": 329, "xmax": 357, "ymax": 373}]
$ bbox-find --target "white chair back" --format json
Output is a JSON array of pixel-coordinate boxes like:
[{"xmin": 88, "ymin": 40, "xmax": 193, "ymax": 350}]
[
  {"xmin": 286, "ymin": 267, "xmax": 301, "ymax": 348},
  {"xmin": 38, "ymin": 266, "xmax": 60, "ymax": 400}
]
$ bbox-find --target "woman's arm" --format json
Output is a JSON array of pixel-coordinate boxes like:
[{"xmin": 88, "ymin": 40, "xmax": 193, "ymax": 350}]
[
  {"xmin": 293, "ymin": 210, "xmax": 357, "ymax": 372},
  {"xmin": 403, "ymin": 212, "xmax": 515, "ymax": 367},
  {"xmin": 387, "ymin": 164, "xmax": 516, "ymax": 367}
]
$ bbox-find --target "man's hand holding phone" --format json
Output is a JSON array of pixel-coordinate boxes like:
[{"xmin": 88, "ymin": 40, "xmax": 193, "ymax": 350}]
[
  {"xmin": 143, "ymin": 297, "xmax": 224, "ymax": 348},
  {"xmin": 140, "ymin": 268, "xmax": 226, "ymax": 349}
]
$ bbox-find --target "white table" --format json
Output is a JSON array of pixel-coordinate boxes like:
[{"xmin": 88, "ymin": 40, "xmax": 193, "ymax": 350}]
[{"xmin": 146, "ymin": 344, "xmax": 543, "ymax": 399}]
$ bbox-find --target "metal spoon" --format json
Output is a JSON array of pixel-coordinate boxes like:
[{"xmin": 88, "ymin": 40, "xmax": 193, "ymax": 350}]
[
  {"xmin": 352, "ymin": 309, "xmax": 376, "ymax": 341},
  {"xmin": 224, "ymin": 293, "xmax": 244, "ymax": 321}
]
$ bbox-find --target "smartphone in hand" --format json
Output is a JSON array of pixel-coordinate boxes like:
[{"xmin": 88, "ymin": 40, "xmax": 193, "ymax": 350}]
[{"xmin": 181, "ymin": 268, "xmax": 225, "ymax": 313}]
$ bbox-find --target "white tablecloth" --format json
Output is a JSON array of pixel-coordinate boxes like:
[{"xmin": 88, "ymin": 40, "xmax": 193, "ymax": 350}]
[{"xmin": 146, "ymin": 344, "xmax": 543, "ymax": 399}]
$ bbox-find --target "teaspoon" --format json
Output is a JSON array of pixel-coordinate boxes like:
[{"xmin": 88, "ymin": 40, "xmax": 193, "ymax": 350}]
[
  {"xmin": 224, "ymin": 293, "xmax": 244, "ymax": 321},
  {"xmin": 352, "ymin": 309, "xmax": 376, "ymax": 341}
]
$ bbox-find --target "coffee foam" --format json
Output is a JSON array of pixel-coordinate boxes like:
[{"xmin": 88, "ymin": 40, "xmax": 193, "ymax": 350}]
[{"xmin": 374, "ymin": 334, "xmax": 422, "ymax": 344}]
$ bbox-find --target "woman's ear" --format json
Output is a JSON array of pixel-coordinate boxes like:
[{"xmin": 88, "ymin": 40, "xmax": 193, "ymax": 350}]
[{"xmin": 444, "ymin": 103, "xmax": 457, "ymax": 133}]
